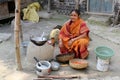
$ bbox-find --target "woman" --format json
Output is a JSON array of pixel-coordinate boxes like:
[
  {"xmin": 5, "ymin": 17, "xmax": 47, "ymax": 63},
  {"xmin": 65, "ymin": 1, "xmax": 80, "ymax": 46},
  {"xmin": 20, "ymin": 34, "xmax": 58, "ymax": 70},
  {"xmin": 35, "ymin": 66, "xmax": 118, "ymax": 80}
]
[{"xmin": 59, "ymin": 9, "xmax": 90, "ymax": 59}]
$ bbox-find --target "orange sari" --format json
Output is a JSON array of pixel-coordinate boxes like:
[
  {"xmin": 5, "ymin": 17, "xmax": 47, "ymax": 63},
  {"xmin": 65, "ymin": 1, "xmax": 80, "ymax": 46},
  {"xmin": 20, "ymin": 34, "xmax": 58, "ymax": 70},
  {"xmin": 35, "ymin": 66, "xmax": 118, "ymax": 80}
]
[{"xmin": 59, "ymin": 18, "xmax": 90, "ymax": 59}]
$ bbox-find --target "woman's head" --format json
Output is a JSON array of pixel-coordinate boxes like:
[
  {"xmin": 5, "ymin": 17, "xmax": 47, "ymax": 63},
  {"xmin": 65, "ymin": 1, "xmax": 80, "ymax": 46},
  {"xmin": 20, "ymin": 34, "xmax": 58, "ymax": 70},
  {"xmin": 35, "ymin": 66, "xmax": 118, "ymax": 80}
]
[{"xmin": 70, "ymin": 9, "xmax": 80, "ymax": 22}]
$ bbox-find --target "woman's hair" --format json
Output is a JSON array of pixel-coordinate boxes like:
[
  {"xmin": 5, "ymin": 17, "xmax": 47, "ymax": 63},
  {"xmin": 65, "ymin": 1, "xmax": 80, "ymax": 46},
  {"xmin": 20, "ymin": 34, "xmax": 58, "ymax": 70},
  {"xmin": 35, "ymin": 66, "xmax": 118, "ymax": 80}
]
[
  {"xmin": 53, "ymin": 25, "xmax": 62, "ymax": 30},
  {"xmin": 70, "ymin": 9, "xmax": 80, "ymax": 16}
]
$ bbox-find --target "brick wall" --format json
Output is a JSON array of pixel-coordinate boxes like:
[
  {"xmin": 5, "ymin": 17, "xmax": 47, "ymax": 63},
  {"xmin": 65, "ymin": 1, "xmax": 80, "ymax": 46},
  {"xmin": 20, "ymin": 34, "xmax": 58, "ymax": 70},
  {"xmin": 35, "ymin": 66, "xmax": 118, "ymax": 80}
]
[{"xmin": 52, "ymin": 0, "xmax": 87, "ymax": 15}]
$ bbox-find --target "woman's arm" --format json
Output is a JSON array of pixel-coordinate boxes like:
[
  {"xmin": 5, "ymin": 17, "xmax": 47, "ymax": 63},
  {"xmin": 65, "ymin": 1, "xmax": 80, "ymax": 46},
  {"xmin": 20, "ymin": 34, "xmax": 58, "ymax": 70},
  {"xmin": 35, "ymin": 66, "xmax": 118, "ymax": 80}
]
[
  {"xmin": 68, "ymin": 32, "xmax": 87, "ymax": 46},
  {"xmin": 59, "ymin": 39, "xmax": 63, "ymax": 48},
  {"xmin": 71, "ymin": 32, "xmax": 87, "ymax": 42}
]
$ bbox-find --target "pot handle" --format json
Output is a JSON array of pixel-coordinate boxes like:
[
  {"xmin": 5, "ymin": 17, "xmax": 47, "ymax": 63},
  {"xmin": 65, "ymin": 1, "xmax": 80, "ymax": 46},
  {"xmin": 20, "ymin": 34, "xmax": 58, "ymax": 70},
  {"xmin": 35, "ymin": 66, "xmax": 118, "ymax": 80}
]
[
  {"xmin": 34, "ymin": 57, "xmax": 39, "ymax": 62},
  {"xmin": 34, "ymin": 57, "xmax": 42, "ymax": 67}
]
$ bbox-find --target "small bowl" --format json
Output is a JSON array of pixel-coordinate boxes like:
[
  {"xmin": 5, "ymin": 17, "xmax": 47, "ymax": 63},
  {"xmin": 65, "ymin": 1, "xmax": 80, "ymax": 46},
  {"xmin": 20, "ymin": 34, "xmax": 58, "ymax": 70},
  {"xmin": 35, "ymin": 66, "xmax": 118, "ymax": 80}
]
[
  {"xmin": 30, "ymin": 36, "xmax": 47, "ymax": 46},
  {"xmin": 51, "ymin": 61, "xmax": 60, "ymax": 71}
]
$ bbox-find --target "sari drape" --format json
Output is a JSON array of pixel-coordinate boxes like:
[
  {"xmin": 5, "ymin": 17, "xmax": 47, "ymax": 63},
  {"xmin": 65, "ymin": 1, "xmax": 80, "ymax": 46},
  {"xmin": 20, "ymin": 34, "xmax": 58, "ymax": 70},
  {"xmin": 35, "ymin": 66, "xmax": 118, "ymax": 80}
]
[{"xmin": 59, "ymin": 18, "xmax": 90, "ymax": 59}]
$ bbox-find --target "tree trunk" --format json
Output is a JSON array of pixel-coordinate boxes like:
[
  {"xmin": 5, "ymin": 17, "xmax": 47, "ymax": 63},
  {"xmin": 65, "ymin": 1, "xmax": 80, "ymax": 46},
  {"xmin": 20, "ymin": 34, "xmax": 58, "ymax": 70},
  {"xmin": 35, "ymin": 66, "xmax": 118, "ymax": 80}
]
[{"xmin": 14, "ymin": 0, "xmax": 22, "ymax": 70}]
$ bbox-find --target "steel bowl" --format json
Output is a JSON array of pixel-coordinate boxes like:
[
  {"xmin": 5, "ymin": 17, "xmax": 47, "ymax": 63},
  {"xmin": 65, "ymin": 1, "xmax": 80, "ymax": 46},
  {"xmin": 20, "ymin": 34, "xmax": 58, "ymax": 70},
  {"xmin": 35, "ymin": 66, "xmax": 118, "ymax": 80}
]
[{"xmin": 51, "ymin": 61, "xmax": 60, "ymax": 71}]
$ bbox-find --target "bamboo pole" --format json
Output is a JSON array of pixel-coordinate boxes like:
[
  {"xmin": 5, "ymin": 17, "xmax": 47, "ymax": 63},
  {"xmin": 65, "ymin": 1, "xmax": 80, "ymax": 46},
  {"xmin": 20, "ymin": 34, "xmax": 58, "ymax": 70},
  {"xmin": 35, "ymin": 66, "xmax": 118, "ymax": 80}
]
[
  {"xmin": 14, "ymin": 0, "xmax": 22, "ymax": 70},
  {"xmin": 20, "ymin": 24, "xmax": 23, "ymax": 43}
]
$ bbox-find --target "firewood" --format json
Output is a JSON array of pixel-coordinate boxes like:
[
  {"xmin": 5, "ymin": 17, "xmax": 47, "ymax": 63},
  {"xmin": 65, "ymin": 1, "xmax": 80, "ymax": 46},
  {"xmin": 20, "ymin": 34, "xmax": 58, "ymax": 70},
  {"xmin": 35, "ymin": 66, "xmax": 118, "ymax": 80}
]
[{"xmin": 37, "ymin": 75, "xmax": 80, "ymax": 79}]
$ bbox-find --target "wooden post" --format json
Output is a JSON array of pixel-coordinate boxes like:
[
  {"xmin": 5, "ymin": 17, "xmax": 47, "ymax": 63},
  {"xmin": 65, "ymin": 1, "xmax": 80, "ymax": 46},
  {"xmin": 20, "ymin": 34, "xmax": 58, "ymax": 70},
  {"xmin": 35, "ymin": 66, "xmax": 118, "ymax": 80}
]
[
  {"xmin": 20, "ymin": 24, "xmax": 23, "ymax": 43},
  {"xmin": 47, "ymin": 0, "xmax": 51, "ymax": 13},
  {"xmin": 87, "ymin": 0, "xmax": 89, "ymax": 12},
  {"xmin": 14, "ymin": 0, "xmax": 22, "ymax": 70},
  {"xmin": 112, "ymin": 10, "xmax": 120, "ymax": 26},
  {"xmin": 75, "ymin": 0, "xmax": 80, "ymax": 10}
]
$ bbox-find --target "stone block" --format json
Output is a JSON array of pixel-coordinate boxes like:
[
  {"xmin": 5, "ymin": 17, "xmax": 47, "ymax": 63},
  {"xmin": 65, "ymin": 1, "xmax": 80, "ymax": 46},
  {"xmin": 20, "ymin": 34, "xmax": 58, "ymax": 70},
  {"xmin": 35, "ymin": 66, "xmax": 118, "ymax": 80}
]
[{"xmin": 112, "ymin": 76, "xmax": 120, "ymax": 80}]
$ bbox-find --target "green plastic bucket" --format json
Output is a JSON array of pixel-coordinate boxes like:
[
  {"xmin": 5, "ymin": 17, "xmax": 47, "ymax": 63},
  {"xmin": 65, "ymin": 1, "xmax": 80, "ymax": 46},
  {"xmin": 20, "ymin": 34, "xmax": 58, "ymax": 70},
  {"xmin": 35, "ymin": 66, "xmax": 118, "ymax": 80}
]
[
  {"xmin": 95, "ymin": 46, "xmax": 114, "ymax": 71},
  {"xmin": 95, "ymin": 46, "xmax": 114, "ymax": 60}
]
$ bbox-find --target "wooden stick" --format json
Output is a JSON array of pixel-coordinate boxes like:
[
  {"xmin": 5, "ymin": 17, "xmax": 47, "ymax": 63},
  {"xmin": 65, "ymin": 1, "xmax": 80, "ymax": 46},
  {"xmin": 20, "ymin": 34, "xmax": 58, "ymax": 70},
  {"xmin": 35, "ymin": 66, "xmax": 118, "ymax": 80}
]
[
  {"xmin": 14, "ymin": 0, "xmax": 22, "ymax": 70},
  {"xmin": 38, "ymin": 75, "xmax": 80, "ymax": 79},
  {"xmin": 33, "ymin": 78, "xmax": 53, "ymax": 80}
]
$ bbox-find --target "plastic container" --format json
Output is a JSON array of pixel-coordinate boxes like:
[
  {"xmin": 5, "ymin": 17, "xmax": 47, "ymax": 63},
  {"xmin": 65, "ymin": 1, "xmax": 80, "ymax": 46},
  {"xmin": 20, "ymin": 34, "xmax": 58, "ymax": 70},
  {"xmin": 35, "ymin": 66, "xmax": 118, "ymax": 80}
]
[{"xmin": 96, "ymin": 57, "xmax": 110, "ymax": 71}]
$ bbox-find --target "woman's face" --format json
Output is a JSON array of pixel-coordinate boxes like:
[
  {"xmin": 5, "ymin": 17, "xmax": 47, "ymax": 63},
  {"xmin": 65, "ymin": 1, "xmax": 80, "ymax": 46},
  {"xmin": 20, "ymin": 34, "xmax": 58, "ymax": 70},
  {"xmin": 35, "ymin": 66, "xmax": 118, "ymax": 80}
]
[{"xmin": 70, "ymin": 11, "xmax": 79, "ymax": 22}]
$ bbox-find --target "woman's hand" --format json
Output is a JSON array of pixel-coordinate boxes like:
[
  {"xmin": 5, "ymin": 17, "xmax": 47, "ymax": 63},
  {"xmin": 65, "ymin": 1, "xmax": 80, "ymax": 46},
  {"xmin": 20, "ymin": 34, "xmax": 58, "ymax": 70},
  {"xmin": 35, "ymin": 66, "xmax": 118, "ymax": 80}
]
[
  {"xmin": 59, "ymin": 39, "xmax": 63, "ymax": 47},
  {"xmin": 68, "ymin": 39, "xmax": 74, "ymax": 46},
  {"xmin": 68, "ymin": 32, "xmax": 87, "ymax": 46}
]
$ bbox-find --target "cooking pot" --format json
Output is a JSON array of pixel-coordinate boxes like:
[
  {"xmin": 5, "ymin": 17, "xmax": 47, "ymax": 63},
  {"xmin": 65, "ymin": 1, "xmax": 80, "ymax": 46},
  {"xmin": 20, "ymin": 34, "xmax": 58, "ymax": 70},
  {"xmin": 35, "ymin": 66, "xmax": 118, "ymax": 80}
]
[{"xmin": 35, "ymin": 61, "xmax": 51, "ymax": 76}]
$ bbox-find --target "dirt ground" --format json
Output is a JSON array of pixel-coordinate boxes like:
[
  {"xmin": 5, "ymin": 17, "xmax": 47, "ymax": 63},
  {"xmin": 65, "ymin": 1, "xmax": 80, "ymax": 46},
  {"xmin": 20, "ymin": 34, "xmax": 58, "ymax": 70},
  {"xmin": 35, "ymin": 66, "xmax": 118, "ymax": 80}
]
[{"xmin": 0, "ymin": 11, "xmax": 120, "ymax": 80}]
